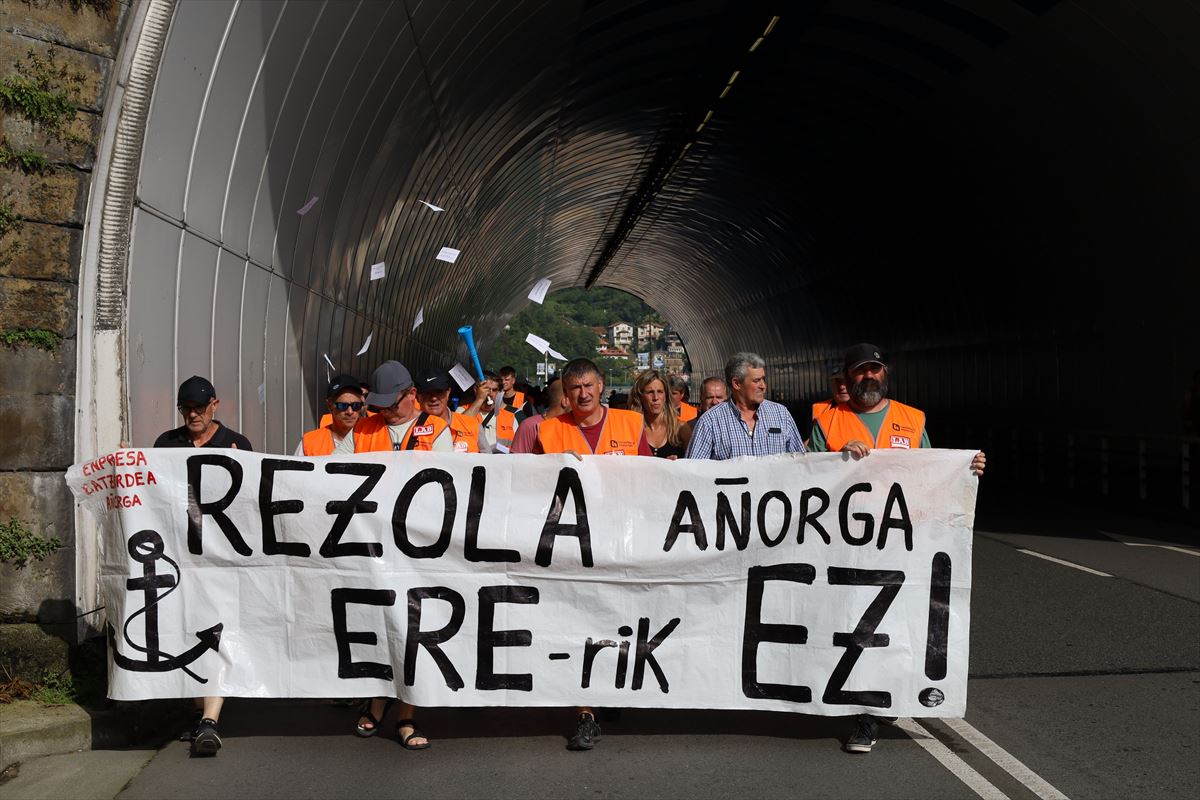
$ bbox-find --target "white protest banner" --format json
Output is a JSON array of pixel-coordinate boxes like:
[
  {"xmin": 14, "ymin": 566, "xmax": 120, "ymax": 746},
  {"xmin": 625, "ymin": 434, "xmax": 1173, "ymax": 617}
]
[{"xmin": 67, "ymin": 449, "xmax": 976, "ymax": 717}]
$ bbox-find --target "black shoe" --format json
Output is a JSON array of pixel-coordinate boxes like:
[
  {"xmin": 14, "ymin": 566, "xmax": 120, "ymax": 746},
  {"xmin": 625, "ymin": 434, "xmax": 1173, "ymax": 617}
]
[
  {"xmin": 566, "ymin": 713, "xmax": 602, "ymax": 751},
  {"xmin": 843, "ymin": 714, "xmax": 878, "ymax": 754},
  {"xmin": 190, "ymin": 718, "xmax": 222, "ymax": 756}
]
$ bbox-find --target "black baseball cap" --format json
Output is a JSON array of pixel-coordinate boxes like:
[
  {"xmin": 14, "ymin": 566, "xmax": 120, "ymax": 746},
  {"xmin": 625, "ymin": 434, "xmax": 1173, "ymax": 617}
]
[
  {"xmin": 842, "ymin": 343, "xmax": 886, "ymax": 373},
  {"xmin": 326, "ymin": 373, "xmax": 365, "ymax": 398},
  {"xmin": 414, "ymin": 367, "xmax": 452, "ymax": 392},
  {"xmin": 177, "ymin": 376, "xmax": 216, "ymax": 407}
]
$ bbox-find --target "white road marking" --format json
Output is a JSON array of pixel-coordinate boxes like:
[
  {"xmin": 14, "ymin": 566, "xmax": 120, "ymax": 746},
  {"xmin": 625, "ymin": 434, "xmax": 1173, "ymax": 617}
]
[
  {"xmin": 895, "ymin": 717, "xmax": 1011, "ymax": 800},
  {"xmin": 1016, "ymin": 549, "xmax": 1111, "ymax": 577},
  {"xmin": 942, "ymin": 717, "xmax": 1071, "ymax": 800},
  {"xmin": 1120, "ymin": 542, "xmax": 1200, "ymax": 557}
]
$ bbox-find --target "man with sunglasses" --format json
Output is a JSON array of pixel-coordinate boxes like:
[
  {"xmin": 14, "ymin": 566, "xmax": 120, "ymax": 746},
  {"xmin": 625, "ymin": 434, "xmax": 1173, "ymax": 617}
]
[
  {"xmin": 152, "ymin": 376, "xmax": 251, "ymax": 756},
  {"xmin": 296, "ymin": 374, "xmax": 365, "ymax": 456}
]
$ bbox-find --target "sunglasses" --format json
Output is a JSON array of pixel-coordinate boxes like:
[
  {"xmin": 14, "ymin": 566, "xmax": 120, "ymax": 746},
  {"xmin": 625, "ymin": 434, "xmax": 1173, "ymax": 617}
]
[{"xmin": 332, "ymin": 401, "xmax": 365, "ymax": 412}]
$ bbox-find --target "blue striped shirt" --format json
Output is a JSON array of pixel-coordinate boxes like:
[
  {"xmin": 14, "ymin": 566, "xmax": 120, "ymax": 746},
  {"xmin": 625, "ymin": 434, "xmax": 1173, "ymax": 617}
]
[{"xmin": 685, "ymin": 398, "xmax": 806, "ymax": 460}]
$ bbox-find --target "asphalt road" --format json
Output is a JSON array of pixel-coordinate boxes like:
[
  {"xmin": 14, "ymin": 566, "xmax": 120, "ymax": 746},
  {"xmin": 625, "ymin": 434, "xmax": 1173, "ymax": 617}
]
[{"xmin": 15, "ymin": 497, "xmax": 1200, "ymax": 800}]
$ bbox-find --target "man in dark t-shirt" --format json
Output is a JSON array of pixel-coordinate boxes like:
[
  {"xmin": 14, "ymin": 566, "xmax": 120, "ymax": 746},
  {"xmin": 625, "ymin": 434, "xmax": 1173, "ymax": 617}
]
[
  {"xmin": 152, "ymin": 375, "xmax": 251, "ymax": 757},
  {"xmin": 154, "ymin": 375, "xmax": 252, "ymax": 450}
]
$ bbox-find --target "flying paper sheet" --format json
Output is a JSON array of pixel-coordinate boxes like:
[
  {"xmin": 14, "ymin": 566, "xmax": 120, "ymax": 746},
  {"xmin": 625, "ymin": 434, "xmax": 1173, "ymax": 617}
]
[
  {"xmin": 256, "ymin": 383, "xmax": 266, "ymax": 404},
  {"xmin": 412, "ymin": 308, "xmax": 424, "ymax": 331},
  {"xmin": 436, "ymin": 247, "xmax": 461, "ymax": 264},
  {"xmin": 296, "ymin": 196, "xmax": 319, "ymax": 215},
  {"xmin": 419, "ymin": 201, "xmax": 444, "ymax": 212},
  {"xmin": 449, "ymin": 363, "xmax": 476, "ymax": 391},
  {"xmin": 356, "ymin": 333, "xmax": 373, "ymax": 357},
  {"xmin": 370, "ymin": 262, "xmax": 386, "ymax": 281},
  {"xmin": 548, "ymin": 348, "xmax": 566, "ymax": 361},
  {"xmin": 528, "ymin": 278, "xmax": 551, "ymax": 304},
  {"xmin": 322, "ymin": 353, "xmax": 335, "ymax": 371},
  {"xmin": 525, "ymin": 333, "xmax": 550, "ymax": 354}
]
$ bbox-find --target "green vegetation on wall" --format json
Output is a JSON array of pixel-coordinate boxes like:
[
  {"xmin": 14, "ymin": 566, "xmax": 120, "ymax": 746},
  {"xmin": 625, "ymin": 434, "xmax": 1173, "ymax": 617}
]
[
  {"xmin": 0, "ymin": 48, "xmax": 88, "ymax": 148},
  {"xmin": 0, "ymin": 518, "xmax": 62, "ymax": 568},
  {"xmin": 2, "ymin": 329, "xmax": 62, "ymax": 351}
]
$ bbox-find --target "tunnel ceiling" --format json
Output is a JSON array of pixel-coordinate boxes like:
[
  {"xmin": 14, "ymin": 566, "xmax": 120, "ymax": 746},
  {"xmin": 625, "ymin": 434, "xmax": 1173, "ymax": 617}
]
[{"xmin": 122, "ymin": 0, "xmax": 1200, "ymax": 452}]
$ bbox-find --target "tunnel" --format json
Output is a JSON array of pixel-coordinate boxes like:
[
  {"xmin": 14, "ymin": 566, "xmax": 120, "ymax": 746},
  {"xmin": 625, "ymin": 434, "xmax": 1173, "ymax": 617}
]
[{"xmin": 76, "ymin": 0, "xmax": 1198, "ymax": 511}]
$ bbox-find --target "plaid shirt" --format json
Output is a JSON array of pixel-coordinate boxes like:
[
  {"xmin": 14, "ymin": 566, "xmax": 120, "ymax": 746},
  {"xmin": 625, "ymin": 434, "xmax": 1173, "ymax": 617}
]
[{"xmin": 685, "ymin": 398, "xmax": 806, "ymax": 460}]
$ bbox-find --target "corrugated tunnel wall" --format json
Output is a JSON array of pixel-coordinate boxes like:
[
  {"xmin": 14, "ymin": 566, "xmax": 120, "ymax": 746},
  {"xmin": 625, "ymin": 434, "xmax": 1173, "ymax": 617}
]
[{"xmin": 87, "ymin": 0, "xmax": 1198, "ymax": 516}]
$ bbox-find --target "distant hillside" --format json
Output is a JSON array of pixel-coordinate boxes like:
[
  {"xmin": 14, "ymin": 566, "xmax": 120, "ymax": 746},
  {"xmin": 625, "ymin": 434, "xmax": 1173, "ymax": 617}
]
[{"xmin": 483, "ymin": 287, "xmax": 664, "ymax": 383}]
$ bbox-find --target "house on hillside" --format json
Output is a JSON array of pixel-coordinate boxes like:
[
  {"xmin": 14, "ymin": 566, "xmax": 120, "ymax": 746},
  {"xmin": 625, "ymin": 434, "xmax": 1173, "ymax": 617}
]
[
  {"xmin": 636, "ymin": 321, "xmax": 664, "ymax": 348},
  {"xmin": 591, "ymin": 326, "xmax": 609, "ymax": 353},
  {"xmin": 607, "ymin": 321, "xmax": 633, "ymax": 350}
]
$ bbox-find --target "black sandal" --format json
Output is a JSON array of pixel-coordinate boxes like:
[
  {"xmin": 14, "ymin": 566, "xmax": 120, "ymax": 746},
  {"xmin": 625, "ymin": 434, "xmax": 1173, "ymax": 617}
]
[
  {"xmin": 354, "ymin": 697, "xmax": 395, "ymax": 738},
  {"xmin": 396, "ymin": 718, "xmax": 431, "ymax": 750}
]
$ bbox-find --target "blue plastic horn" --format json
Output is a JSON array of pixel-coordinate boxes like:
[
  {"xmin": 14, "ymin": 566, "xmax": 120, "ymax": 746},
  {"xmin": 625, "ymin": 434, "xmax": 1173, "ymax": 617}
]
[{"xmin": 457, "ymin": 325, "xmax": 485, "ymax": 382}]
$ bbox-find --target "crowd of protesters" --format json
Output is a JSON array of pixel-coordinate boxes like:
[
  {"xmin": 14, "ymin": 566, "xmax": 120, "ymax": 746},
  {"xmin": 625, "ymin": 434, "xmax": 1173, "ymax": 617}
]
[{"xmin": 155, "ymin": 343, "xmax": 984, "ymax": 758}]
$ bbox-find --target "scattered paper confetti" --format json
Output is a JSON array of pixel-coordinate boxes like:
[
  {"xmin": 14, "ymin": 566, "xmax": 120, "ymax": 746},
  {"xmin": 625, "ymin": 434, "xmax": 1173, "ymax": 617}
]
[
  {"xmin": 419, "ymin": 201, "xmax": 444, "ymax": 212},
  {"xmin": 296, "ymin": 196, "xmax": 319, "ymax": 215},
  {"xmin": 548, "ymin": 348, "xmax": 566, "ymax": 361},
  {"xmin": 370, "ymin": 262, "xmax": 386, "ymax": 281},
  {"xmin": 257, "ymin": 382, "xmax": 266, "ymax": 404},
  {"xmin": 525, "ymin": 332, "xmax": 550, "ymax": 353},
  {"xmin": 323, "ymin": 353, "xmax": 335, "ymax": 370},
  {"xmin": 435, "ymin": 247, "xmax": 461, "ymax": 264},
  {"xmin": 528, "ymin": 277, "xmax": 551, "ymax": 304},
  {"xmin": 413, "ymin": 307, "xmax": 424, "ymax": 331},
  {"xmin": 449, "ymin": 363, "xmax": 475, "ymax": 391},
  {"xmin": 356, "ymin": 332, "xmax": 373, "ymax": 356}
]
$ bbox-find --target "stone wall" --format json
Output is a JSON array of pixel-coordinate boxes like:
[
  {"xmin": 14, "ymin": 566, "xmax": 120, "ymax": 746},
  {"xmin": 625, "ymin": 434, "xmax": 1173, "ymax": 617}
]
[{"xmin": 0, "ymin": 0, "xmax": 128, "ymax": 627}]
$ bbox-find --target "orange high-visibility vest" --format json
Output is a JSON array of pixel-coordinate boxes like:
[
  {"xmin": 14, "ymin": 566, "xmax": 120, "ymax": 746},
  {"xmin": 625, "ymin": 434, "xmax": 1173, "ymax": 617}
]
[
  {"xmin": 506, "ymin": 390, "xmax": 526, "ymax": 409},
  {"xmin": 353, "ymin": 413, "xmax": 449, "ymax": 452},
  {"xmin": 300, "ymin": 425, "xmax": 342, "ymax": 456},
  {"xmin": 538, "ymin": 408, "xmax": 644, "ymax": 455},
  {"xmin": 677, "ymin": 403, "xmax": 698, "ymax": 423},
  {"xmin": 448, "ymin": 412, "xmax": 480, "ymax": 453},
  {"xmin": 811, "ymin": 400, "xmax": 832, "ymax": 421},
  {"xmin": 817, "ymin": 400, "xmax": 926, "ymax": 452},
  {"xmin": 495, "ymin": 406, "xmax": 517, "ymax": 448}
]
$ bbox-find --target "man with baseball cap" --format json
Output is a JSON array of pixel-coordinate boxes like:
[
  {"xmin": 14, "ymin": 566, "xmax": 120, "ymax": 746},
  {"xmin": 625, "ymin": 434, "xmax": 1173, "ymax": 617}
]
[
  {"xmin": 414, "ymin": 366, "xmax": 488, "ymax": 453},
  {"xmin": 296, "ymin": 374, "xmax": 365, "ymax": 456},
  {"xmin": 354, "ymin": 360, "xmax": 452, "ymax": 453},
  {"xmin": 809, "ymin": 343, "xmax": 985, "ymax": 755},
  {"xmin": 152, "ymin": 375, "xmax": 251, "ymax": 756},
  {"xmin": 154, "ymin": 376, "xmax": 252, "ymax": 450}
]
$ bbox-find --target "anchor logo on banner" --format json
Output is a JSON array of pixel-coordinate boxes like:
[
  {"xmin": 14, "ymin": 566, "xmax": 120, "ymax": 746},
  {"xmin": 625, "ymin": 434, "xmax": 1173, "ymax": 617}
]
[{"xmin": 108, "ymin": 530, "xmax": 223, "ymax": 684}]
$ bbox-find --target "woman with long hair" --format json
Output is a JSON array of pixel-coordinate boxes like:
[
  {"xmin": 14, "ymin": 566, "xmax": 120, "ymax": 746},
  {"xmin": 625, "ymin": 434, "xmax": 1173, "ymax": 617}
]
[{"xmin": 629, "ymin": 370, "xmax": 690, "ymax": 459}]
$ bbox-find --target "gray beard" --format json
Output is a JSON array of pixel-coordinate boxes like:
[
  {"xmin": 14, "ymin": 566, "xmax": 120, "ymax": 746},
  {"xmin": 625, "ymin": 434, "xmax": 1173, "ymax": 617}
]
[{"xmin": 852, "ymin": 377, "xmax": 886, "ymax": 408}]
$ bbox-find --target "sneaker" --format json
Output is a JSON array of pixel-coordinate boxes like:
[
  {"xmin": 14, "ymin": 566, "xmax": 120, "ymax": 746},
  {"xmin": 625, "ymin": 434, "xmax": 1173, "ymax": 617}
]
[
  {"xmin": 566, "ymin": 713, "xmax": 602, "ymax": 751},
  {"xmin": 843, "ymin": 714, "xmax": 878, "ymax": 754},
  {"xmin": 190, "ymin": 718, "xmax": 222, "ymax": 756}
]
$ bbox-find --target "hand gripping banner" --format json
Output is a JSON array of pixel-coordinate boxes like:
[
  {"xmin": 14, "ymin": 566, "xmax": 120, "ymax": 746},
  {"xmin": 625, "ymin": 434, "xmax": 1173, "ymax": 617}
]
[{"xmin": 67, "ymin": 448, "xmax": 978, "ymax": 717}]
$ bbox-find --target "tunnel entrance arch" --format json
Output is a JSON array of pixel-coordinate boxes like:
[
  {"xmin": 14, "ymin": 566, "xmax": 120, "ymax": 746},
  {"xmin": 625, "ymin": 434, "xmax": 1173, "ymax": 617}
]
[{"xmin": 74, "ymin": 0, "xmax": 1199, "ymax": 623}]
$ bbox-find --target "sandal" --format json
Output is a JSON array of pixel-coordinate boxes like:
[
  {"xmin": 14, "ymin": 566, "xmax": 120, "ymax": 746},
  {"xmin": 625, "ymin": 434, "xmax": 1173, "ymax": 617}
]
[
  {"xmin": 354, "ymin": 697, "xmax": 395, "ymax": 738},
  {"xmin": 396, "ymin": 718, "xmax": 431, "ymax": 750}
]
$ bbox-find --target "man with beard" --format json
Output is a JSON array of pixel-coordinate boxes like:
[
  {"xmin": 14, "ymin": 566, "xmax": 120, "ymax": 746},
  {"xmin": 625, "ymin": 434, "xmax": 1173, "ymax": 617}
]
[{"xmin": 808, "ymin": 343, "xmax": 985, "ymax": 754}]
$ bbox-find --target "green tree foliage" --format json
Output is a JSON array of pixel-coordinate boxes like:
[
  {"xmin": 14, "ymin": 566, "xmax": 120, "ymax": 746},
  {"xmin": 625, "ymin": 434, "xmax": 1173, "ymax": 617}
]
[{"xmin": 483, "ymin": 287, "xmax": 662, "ymax": 382}]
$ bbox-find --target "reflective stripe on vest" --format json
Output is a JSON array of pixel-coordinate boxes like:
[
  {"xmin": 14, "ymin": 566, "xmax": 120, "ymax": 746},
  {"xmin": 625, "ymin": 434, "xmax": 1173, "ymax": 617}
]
[
  {"xmin": 820, "ymin": 400, "xmax": 926, "ymax": 452},
  {"xmin": 496, "ymin": 407, "xmax": 517, "ymax": 447},
  {"xmin": 537, "ymin": 408, "xmax": 644, "ymax": 455},
  {"xmin": 301, "ymin": 426, "xmax": 335, "ymax": 456}
]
